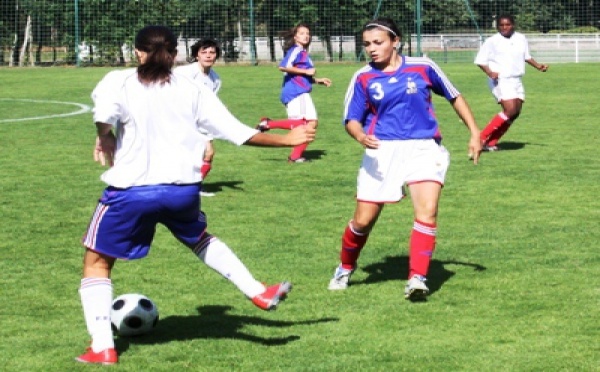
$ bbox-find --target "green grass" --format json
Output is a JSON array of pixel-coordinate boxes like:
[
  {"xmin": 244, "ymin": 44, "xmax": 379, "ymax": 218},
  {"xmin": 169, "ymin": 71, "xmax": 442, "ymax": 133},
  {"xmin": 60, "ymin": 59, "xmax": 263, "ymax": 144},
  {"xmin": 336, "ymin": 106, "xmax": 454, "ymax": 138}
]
[{"xmin": 0, "ymin": 62, "xmax": 599, "ymax": 371}]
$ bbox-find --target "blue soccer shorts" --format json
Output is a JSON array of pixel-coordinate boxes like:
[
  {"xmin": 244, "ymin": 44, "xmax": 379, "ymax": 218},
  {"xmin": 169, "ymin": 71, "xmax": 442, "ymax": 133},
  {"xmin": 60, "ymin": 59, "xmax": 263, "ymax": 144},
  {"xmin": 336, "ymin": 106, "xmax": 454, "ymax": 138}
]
[{"xmin": 82, "ymin": 184, "xmax": 207, "ymax": 260}]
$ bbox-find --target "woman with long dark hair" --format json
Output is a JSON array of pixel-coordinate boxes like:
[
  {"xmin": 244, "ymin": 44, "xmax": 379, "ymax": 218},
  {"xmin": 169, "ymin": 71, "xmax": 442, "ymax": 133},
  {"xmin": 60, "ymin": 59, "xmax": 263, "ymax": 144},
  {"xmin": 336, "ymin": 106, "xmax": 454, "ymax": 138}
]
[{"xmin": 76, "ymin": 25, "xmax": 315, "ymax": 365}]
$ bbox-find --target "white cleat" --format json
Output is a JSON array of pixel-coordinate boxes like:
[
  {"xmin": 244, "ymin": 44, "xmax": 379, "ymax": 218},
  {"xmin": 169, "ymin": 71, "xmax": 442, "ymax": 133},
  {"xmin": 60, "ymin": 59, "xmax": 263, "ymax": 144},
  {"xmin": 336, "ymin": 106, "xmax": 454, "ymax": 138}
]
[
  {"xmin": 404, "ymin": 275, "xmax": 429, "ymax": 301},
  {"xmin": 328, "ymin": 265, "xmax": 355, "ymax": 290}
]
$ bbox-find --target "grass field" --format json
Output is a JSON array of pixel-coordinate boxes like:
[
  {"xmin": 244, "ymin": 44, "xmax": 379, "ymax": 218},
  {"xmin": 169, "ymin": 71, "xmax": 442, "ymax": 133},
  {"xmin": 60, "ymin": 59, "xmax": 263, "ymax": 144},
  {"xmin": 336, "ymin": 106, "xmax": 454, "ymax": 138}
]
[{"xmin": 0, "ymin": 62, "xmax": 599, "ymax": 371}]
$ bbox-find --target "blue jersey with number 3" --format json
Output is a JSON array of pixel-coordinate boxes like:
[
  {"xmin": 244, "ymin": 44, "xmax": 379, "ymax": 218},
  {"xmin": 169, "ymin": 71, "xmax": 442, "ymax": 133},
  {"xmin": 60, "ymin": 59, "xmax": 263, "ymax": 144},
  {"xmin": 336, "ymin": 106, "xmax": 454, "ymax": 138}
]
[{"xmin": 343, "ymin": 56, "xmax": 460, "ymax": 140}]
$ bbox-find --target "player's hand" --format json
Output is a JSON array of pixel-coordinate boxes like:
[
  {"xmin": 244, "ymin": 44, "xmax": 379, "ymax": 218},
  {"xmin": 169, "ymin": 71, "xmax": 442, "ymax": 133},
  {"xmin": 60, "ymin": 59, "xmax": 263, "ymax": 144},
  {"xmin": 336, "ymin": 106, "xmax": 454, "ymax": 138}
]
[
  {"xmin": 358, "ymin": 133, "xmax": 379, "ymax": 149},
  {"xmin": 467, "ymin": 135, "xmax": 482, "ymax": 165},
  {"xmin": 488, "ymin": 71, "xmax": 499, "ymax": 80},
  {"xmin": 288, "ymin": 125, "xmax": 316, "ymax": 146},
  {"xmin": 316, "ymin": 77, "xmax": 332, "ymax": 87},
  {"xmin": 94, "ymin": 133, "xmax": 116, "ymax": 167},
  {"xmin": 538, "ymin": 64, "xmax": 549, "ymax": 72}
]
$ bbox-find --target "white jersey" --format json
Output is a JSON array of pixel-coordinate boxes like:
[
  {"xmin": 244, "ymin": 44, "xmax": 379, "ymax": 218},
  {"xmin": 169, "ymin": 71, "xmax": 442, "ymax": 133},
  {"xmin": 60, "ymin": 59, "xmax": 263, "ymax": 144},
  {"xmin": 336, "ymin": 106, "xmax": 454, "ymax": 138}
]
[
  {"xmin": 474, "ymin": 31, "xmax": 532, "ymax": 78},
  {"xmin": 174, "ymin": 63, "xmax": 221, "ymax": 94},
  {"xmin": 92, "ymin": 68, "xmax": 257, "ymax": 188}
]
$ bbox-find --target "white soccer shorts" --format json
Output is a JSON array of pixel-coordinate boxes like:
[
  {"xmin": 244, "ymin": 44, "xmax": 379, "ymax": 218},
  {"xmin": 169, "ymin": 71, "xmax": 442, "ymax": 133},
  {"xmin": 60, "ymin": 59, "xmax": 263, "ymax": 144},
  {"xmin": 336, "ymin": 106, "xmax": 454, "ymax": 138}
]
[
  {"xmin": 286, "ymin": 93, "xmax": 318, "ymax": 121},
  {"xmin": 356, "ymin": 139, "xmax": 450, "ymax": 203},
  {"xmin": 489, "ymin": 76, "xmax": 525, "ymax": 102}
]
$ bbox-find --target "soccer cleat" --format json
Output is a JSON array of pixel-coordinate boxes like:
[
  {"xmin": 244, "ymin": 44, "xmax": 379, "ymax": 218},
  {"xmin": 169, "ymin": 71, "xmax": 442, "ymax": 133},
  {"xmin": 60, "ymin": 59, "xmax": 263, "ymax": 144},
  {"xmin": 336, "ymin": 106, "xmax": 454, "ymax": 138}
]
[
  {"xmin": 288, "ymin": 157, "xmax": 308, "ymax": 163},
  {"xmin": 404, "ymin": 275, "xmax": 429, "ymax": 301},
  {"xmin": 75, "ymin": 347, "xmax": 118, "ymax": 365},
  {"xmin": 328, "ymin": 265, "xmax": 355, "ymax": 290},
  {"xmin": 255, "ymin": 117, "xmax": 271, "ymax": 132},
  {"xmin": 251, "ymin": 282, "xmax": 292, "ymax": 311},
  {"xmin": 482, "ymin": 145, "xmax": 499, "ymax": 152}
]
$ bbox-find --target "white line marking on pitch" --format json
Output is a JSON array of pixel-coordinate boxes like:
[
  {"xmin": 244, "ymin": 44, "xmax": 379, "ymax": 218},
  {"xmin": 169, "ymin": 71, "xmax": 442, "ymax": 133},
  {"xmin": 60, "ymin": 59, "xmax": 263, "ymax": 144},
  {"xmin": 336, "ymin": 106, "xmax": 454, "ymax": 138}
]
[{"xmin": 0, "ymin": 98, "xmax": 92, "ymax": 123}]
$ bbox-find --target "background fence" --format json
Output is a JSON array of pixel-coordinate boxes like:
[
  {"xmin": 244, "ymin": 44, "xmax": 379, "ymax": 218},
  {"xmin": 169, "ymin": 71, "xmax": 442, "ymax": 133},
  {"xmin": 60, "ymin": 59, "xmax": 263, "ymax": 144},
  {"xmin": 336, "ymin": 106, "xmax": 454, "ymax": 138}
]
[{"xmin": 2, "ymin": 0, "xmax": 600, "ymax": 67}]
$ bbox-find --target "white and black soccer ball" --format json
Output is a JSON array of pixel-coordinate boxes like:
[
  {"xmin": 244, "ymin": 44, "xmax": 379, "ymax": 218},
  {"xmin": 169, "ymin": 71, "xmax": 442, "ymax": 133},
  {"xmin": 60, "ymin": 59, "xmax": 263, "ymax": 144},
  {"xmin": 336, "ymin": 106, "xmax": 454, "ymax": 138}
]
[{"xmin": 111, "ymin": 293, "xmax": 159, "ymax": 337}]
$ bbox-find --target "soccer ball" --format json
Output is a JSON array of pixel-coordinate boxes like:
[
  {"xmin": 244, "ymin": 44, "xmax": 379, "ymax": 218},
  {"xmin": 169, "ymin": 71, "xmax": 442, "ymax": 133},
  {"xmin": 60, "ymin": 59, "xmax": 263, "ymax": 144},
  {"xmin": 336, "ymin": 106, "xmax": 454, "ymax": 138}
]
[{"xmin": 111, "ymin": 293, "xmax": 159, "ymax": 337}]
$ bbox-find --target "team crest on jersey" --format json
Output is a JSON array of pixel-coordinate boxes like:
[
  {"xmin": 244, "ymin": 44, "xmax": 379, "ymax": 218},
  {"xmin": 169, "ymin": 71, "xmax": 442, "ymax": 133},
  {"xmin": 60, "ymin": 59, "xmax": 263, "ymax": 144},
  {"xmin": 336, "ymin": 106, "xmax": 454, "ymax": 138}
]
[{"xmin": 406, "ymin": 78, "xmax": 417, "ymax": 94}]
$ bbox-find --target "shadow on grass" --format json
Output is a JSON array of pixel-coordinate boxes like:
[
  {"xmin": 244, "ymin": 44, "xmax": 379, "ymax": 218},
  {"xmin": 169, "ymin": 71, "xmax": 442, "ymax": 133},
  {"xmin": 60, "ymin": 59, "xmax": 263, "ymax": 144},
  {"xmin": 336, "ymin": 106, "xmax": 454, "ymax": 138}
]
[
  {"xmin": 494, "ymin": 141, "xmax": 528, "ymax": 151},
  {"xmin": 202, "ymin": 180, "xmax": 245, "ymax": 194},
  {"xmin": 262, "ymin": 149, "xmax": 327, "ymax": 163},
  {"xmin": 302, "ymin": 149, "xmax": 327, "ymax": 161},
  {"xmin": 115, "ymin": 304, "xmax": 338, "ymax": 352},
  {"xmin": 352, "ymin": 255, "xmax": 486, "ymax": 297}
]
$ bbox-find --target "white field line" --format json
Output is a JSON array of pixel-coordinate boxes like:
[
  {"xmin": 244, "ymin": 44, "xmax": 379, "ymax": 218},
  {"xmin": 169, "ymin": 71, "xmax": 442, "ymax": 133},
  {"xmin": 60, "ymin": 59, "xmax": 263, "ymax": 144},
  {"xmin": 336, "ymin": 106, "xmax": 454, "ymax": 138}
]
[{"xmin": 0, "ymin": 98, "xmax": 91, "ymax": 123}]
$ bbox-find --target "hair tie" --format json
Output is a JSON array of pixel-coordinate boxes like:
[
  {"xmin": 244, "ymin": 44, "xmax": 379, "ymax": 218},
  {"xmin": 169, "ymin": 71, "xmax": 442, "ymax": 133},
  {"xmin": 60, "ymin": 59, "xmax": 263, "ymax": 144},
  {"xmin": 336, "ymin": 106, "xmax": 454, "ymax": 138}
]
[{"xmin": 365, "ymin": 23, "xmax": 398, "ymax": 37}]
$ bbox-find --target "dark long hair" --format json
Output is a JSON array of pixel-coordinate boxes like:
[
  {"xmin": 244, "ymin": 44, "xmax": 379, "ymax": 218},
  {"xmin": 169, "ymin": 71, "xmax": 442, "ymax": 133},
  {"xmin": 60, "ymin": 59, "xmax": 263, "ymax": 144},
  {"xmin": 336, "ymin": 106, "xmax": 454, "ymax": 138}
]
[
  {"xmin": 363, "ymin": 17, "xmax": 402, "ymax": 41},
  {"xmin": 135, "ymin": 25, "xmax": 177, "ymax": 85},
  {"xmin": 280, "ymin": 22, "xmax": 311, "ymax": 55}
]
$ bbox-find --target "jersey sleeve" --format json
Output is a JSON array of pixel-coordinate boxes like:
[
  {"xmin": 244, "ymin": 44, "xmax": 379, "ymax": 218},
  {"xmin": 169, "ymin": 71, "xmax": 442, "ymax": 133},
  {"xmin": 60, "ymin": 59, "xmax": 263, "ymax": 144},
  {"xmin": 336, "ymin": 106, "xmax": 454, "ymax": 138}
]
[
  {"xmin": 427, "ymin": 60, "xmax": 460, "ymax": 101},
  {"xmin": 474, "ymin": 38, "xmax": 490, "ymax": 66},
  {"xmin": 279, "ymin": 46, "xmax": 300, "ymax": 69},
  {"xmin": 91, "ymin": 70, "xmax": 128, "ymax": 126},
  {"xmin": 195, "ymin": 85, "xmax": 258, "ymax": 146},
  {"xmin": 343, "ymin": 70, "xmax": 369, "ymax": 125}
]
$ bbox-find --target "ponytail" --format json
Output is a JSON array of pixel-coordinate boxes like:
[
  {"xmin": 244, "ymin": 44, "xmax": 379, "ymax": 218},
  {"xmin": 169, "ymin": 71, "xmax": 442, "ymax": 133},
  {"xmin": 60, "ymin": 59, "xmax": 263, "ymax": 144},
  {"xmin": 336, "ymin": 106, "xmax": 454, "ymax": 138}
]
[{"xmin": 135, "ymin": 25, "xmax": 177, "ymax": 85}]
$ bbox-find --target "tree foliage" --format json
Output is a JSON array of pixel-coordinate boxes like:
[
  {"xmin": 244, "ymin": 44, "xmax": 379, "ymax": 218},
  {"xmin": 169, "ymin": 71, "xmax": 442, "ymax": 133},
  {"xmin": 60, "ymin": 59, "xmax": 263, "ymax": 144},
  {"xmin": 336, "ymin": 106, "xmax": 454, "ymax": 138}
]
[{"xmin": 1, "ymin": 0, "xmax": 599, "ymax": 65}]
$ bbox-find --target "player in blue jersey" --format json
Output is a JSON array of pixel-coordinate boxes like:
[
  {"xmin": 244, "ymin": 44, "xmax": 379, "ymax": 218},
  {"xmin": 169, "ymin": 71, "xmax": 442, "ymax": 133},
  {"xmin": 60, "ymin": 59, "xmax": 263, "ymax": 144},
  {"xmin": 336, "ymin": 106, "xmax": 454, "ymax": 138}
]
[
  {"xmin": 327, "ymin": 18, "xmax": 482, "ymax": 301},
  {"xmin": 175, "ymin": 39, "xmax": 222, "ymax": 196},
  {"xmin": 257, "ymin": 23, "xmax": 331, "ymax": 163},
  {"xmin": 76, "ymin": 25, "xmax": 315, "ymax": 365}
]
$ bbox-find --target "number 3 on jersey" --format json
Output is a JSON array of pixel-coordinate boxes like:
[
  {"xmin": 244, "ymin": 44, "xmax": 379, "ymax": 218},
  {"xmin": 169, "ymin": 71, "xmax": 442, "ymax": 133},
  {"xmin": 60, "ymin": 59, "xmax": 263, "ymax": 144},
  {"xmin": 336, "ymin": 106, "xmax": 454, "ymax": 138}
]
[{"xmin": 370, "ymin": 82, "xmax": 384, "ymax": 100}]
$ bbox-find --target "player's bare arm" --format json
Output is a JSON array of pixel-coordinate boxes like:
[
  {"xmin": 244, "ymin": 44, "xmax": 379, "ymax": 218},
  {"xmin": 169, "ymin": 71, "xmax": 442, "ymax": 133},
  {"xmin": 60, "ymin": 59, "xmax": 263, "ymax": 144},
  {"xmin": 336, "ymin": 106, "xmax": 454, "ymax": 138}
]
[
  {"xmin": 346, "ymin": 120, "xmax": 379, "ymax": 149},
  {"xmin": 94, "ymin": 122, "xmax": 115, "ymax": 167},
  {"xmin": 477, "ymin": 64, "xmax": 499, "ymax": 79},
  {"xmin": 278, "ymin": 66, "xmax": 315, "ymax": 76},
  {"xmin": 449, "ymin": 96, "xmax": 482, "ymax": 165},
  {"xmin": 245, "ymin": 125, "xmax": 316, "ymax": 147},
  {"xmin": 526, "ymin": 58, "xmax": 549, "ymax": 72}
]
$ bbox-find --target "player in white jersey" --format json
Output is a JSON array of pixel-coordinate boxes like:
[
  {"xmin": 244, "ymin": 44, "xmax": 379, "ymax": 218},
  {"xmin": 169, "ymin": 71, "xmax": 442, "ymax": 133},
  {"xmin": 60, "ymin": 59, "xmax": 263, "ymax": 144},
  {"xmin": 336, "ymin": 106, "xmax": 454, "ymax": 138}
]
[
  {"xmin": 76, "ymin": 26, "xmax": 315, "ymax": 365},
  {"xmin": 327, "ymin": 18, "xmax": 481, "ymax": 301},
  {"xmin": 175, "ymin": 39, "xmax": 222, "ymax": 195},
  {"xmin": 475, "ymin": 14, "xmax": 548, "ymax": 151}
]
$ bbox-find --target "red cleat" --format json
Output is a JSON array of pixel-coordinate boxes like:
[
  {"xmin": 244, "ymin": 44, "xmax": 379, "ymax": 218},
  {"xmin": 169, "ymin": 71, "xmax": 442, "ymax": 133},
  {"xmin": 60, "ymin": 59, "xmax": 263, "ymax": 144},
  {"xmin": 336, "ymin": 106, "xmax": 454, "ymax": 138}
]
[
  {"xmin": 251, "ymin": 282, "xmax": 292, "ymax": 311},
  {"xmin": 255, "ymin": 117, "xmax": 271, "ymax": 132},
  {"xmin": 75, "ymin": 347, "xmax": 118, "ymax": 365}
]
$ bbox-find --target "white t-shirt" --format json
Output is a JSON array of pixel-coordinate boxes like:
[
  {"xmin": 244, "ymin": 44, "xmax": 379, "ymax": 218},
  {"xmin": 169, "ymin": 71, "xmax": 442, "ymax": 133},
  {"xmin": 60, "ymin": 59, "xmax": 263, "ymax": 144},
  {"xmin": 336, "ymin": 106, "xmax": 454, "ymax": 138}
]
[
  {"xmin": 174, "ymin": 63, "xmax": 221, "ymax": 94},
  {"xmin": 474, "ymin": 31, "xmax": 532, "ymax": 78},
  {"xmin": 92, "ymin": 68, "xmax": 258, "ymax": 188}
]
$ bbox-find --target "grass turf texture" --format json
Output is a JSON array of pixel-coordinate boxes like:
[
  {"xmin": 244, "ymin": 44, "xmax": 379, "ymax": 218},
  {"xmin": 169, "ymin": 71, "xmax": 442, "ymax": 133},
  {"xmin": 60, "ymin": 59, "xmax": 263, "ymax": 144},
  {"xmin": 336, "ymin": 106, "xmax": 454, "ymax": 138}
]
[{"xmin": 0, "ymin": 63, "xmax": 598, "ymax": 371}]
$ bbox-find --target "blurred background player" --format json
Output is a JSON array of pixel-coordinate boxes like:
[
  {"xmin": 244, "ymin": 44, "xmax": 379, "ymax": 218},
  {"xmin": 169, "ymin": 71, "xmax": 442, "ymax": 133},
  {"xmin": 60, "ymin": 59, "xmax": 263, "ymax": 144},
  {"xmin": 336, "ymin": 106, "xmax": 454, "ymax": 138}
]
[
  {"xmin": 256, "ymin": 22, "xmax": 331, "ymax": 163},
  {"xmin": 175, "ymin": 38, "xmax": 222, "ymax": 195},
  {"xmin": 327, "ymin": 18, "xmax": 481, "ymax": 301},
  {"xmin": 76, "ymin": 25, "xmax": 315, "ymax": 365},
  {"xmin": 475, "ymin": 14, "xmax": 548, "ymax": 151}
]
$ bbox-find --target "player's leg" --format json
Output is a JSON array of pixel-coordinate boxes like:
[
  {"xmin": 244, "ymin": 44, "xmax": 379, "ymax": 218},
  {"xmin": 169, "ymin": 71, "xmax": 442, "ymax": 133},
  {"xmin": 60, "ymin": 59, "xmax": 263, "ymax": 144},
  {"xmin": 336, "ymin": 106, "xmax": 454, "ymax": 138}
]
[
  {"xmin": 163, "ymin": 185, "xmax": 290, "ymax": 310},
  {"xmin": 287, "ymin": 94, "xmax": 317, "ymax": 162},
  {"xmin": 487, "ymin": 98, "xmax": 522, "ymax": 147},
  {"xmin": 77, "ymin": 249, "xmax": 118, "ymax": 364},
  {"xmin": 404, "ymin": 141, "xmax": 448, "ymax": 300},
  {"xmin": 328, "ymin": 202, "xmax": 383, "ymax": 290},
  {"xmin": 328, "ymin": 142, "xmax": 403, "ymax": 290},
  {"xmin": 77, "ymin": 187, "xmax": 159, "ymax": 364},
  {"xmin": 256, "ymin": 117, "xmax": 307, "ymax": 131},
  {"xmin": 405, "ymin": 181, "xmax": 441, "ymax": 301}
]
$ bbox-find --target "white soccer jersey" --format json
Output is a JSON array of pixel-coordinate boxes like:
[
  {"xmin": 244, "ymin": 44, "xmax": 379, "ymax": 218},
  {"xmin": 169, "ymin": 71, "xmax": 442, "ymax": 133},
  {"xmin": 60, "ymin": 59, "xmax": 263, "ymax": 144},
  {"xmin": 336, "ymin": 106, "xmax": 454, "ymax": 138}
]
[
  {"xmin": 92, "ymin": 68, "xmax": 257, "ymax": 188},
  {"xmin": 174, "ymin": 63, "xmax": 221, "ymax": 94},
  {"xmin": 474, "ymin": 32, "xmax": 532, "ymax": 78}
]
